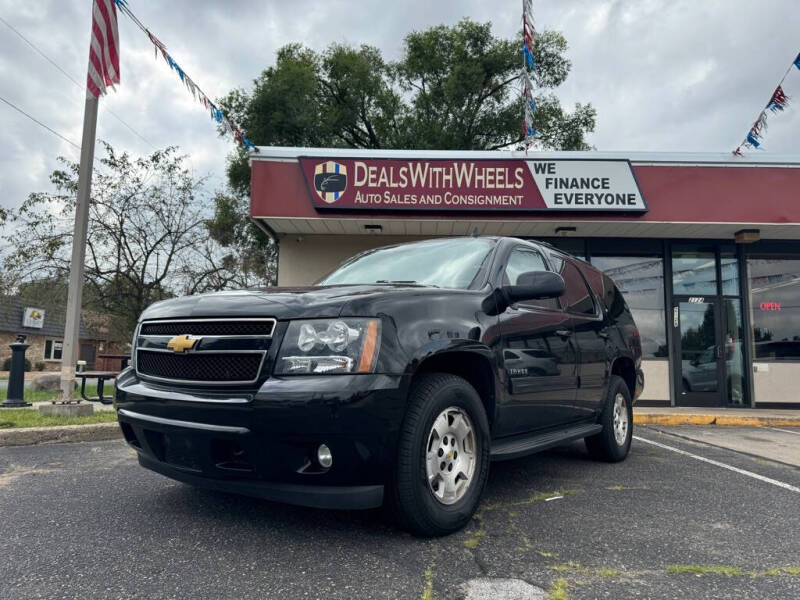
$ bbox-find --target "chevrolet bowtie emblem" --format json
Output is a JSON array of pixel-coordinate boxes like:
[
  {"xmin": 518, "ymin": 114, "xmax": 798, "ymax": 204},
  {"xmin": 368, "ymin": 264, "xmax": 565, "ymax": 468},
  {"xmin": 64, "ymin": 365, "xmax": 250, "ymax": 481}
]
[{"xmin": 167, "ymin": 334, "xmax": 200, "ymax": 353}]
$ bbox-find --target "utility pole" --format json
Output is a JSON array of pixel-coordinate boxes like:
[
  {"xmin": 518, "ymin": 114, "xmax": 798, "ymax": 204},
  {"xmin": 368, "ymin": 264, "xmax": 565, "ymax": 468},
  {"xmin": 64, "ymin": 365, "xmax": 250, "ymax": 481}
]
[
  {"xmin": 57, "ymin": 94, "xmax": 98, "ymax": 409},
  {"xmin": 54, "ymin": 0, "xmax": 119, "ymax": 409}
]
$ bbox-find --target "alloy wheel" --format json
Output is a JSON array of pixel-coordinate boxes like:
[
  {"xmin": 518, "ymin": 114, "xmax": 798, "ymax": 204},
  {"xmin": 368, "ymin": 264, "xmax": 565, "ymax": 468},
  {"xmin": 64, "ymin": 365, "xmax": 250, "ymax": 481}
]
[
  {"xmin": 612, "ymin": 392, "xmax": 629, "ymax": 446},
  {"xmin": 425, "ymin": 406, "xmax": 477, "ymax": 505}
]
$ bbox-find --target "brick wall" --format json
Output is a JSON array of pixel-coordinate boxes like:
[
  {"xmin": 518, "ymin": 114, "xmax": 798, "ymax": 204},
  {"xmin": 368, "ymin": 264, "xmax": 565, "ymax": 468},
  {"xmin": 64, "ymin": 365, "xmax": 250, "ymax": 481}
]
[{"xmin": 0, "ymin": 333, "xmax": 62, "ymax": 372}]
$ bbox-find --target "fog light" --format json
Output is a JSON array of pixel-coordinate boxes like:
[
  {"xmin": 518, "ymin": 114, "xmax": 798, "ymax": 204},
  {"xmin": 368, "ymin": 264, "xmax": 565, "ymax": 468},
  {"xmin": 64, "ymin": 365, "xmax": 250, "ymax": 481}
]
[{"xmin": 317, "ymin": 444, "xmax": 333, "ymax": 468}]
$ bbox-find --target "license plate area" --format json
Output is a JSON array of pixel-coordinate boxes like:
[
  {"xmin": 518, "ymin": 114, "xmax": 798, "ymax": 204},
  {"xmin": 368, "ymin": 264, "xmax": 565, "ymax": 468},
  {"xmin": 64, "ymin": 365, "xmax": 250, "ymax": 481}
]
[{"xmin": 162, "ymin": 432, "xmax": 203, "ymax": 472}]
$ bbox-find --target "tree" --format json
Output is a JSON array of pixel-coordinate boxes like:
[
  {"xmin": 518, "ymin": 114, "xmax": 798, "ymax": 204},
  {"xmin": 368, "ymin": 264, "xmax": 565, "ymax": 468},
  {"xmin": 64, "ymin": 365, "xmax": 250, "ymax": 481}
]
[
  {"xmin": 2, "ymin": 143, "xmax": 271, "ymax": 334},
  {"xmin": 218, "ymin": 18, "xmax": 596, "ymax": 195},
  {"xmin": 204, "ymin": 191, "xmax": 277, "ymax": 288}
]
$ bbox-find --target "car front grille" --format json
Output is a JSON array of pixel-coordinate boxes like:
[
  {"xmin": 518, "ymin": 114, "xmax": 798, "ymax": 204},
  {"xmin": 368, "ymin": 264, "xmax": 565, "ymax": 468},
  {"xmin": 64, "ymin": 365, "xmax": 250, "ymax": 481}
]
[
  {"xmin": 140, "ymin": 320, "xmax": 275, "ymax": 337},
  {"xmin": 135, "ymin": 318, "xmax": 276, "ymax": 386},
  {"xmin": 137, "ymin": 351, "xmax": 264, "ymax": 383}
]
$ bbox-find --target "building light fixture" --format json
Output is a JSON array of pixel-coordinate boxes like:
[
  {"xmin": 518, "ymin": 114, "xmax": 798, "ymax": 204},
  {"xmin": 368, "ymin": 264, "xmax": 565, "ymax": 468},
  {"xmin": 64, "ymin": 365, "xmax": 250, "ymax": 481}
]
[
  {"xmin": 555, "ymin": 226, "xmax": 577, "ymax": 236},
  {"xmin": 734, "ymin": 229, "xmax": 760, "ymax": 244}
]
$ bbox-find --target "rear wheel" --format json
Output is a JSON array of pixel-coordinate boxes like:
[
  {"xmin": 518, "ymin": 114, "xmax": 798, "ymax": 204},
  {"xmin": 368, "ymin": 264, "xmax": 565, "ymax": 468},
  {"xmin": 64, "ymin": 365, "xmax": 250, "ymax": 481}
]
[
  {"xmin": 389, "ymin": 373, "xmax": 490, "ymax": 537},
  {"xmin": 585, "ymin": 375, "xmax": 632, "ymax": 462}
]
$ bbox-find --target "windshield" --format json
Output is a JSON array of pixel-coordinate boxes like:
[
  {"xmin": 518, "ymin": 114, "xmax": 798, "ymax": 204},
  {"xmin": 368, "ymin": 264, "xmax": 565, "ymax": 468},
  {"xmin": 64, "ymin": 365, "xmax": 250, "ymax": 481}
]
[{"xmin": 319, "ymin": 238, "xmax": 495, "ymax": 289}]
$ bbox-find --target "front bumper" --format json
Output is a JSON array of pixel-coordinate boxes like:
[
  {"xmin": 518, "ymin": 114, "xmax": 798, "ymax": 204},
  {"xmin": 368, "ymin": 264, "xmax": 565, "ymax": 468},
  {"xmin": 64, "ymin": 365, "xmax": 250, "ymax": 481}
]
[{"xmin": 115, "ymin": 369, "xmax": 407, "ymax": 510}]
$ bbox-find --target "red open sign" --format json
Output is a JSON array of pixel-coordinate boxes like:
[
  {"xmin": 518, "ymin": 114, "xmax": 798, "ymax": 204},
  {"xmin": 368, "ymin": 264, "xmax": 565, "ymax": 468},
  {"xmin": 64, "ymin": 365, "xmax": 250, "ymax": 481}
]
[{"xmin": 760, "ymin": 302, "xmax": 781, "ymax": 311}]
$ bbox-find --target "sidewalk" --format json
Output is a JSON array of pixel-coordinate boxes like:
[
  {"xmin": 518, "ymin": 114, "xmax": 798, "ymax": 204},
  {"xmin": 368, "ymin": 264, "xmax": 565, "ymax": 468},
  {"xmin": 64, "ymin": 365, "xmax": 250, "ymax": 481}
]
[{"xmin": 634, "ymin": 406, "xmax": 800, "ymax": 427}]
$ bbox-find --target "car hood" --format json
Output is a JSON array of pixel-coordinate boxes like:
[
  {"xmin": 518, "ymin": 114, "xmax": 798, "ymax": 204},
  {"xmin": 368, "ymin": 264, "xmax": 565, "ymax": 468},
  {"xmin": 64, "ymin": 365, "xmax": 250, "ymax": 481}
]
[{"xmin": 138, "ymin": 285, "xmax": 448, "ymax": 321}]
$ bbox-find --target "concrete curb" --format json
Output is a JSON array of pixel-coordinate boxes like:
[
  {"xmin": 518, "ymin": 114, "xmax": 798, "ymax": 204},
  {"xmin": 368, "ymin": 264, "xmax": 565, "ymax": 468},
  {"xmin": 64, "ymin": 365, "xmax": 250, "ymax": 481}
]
[
  {"xmin": 634, "ymin": 412, "xmax": 800, "ymax": 427},
  {"xmin": 0, "ymin": 422, "xmax": 122, "ymax": 447}
]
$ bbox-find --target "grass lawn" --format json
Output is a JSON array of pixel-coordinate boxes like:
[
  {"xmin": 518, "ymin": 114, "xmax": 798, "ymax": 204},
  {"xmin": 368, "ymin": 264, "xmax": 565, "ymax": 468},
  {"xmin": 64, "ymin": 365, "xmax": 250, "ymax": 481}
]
[
  {"xmin": 0, "ymin": 384, "xmax": 115, "ymax": 404},
  {"xmin": 0, "ymin": 408, "xmax": 118, "ymax": 429}
]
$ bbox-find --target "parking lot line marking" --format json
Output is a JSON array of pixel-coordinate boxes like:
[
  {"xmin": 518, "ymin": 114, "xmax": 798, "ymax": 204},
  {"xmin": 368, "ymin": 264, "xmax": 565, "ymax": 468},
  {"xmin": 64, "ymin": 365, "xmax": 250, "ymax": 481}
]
[
  {"xmin": 769, "ymin": 427, "xmax": 800, "ymax": 436},
  {"xmin": 633, "ymin": 435, "xmax": 800, "ymax": 494}
]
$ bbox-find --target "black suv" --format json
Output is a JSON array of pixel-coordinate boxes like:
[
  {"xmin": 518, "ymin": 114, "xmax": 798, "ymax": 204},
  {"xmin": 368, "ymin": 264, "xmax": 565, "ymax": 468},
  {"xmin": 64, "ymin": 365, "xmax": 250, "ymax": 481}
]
[{"xmin": 116, "ymin": 237, "xmax": 643, "ymax": 536}]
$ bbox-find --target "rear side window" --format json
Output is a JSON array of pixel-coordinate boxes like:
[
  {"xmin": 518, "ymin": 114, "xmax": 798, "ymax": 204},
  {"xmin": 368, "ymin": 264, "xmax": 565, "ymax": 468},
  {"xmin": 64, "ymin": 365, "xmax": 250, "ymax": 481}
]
[
  {"xmin": 602, "ymin": 274, "xmax": 628, "ymax": 319},
  {"xmin": 503, "ymin": 247, "xmax": 559, "ymax": 310},
  {"xmin": 561, "ymin": 261, "xmax": 597, "ymax": 315}
]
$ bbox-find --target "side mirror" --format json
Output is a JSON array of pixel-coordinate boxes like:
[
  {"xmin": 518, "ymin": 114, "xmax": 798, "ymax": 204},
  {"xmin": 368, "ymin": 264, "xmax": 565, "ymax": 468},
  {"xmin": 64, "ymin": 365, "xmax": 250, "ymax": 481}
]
[{"xmin": 503, "ymin": 271, "xmax": 565, "ymax": 304}]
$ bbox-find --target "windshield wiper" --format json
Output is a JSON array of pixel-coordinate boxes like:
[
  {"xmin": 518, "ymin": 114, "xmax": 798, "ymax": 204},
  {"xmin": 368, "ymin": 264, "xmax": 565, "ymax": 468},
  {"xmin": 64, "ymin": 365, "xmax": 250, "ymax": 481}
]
[{"xmin": 374, "ymin": 280, "xmax": 439, "ymax": 288}]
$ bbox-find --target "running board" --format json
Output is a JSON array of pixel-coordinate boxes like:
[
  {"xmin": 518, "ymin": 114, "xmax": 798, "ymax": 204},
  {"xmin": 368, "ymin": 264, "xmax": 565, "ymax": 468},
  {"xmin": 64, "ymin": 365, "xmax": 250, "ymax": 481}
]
[{"xmin": 490, "ymin": 423, "xmax": 603, "ymax": 461}]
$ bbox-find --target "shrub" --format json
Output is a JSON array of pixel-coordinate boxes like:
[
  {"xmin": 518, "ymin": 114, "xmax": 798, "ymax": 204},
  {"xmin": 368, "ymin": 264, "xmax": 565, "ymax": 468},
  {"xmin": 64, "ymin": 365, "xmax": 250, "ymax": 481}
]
[
  {"xmin": 1, "ymin": 357, "xmax": 32, "ymax": 371},
  {"xmin": 35, "ymin": 361, "xmax": 46, "ymax": 371}
]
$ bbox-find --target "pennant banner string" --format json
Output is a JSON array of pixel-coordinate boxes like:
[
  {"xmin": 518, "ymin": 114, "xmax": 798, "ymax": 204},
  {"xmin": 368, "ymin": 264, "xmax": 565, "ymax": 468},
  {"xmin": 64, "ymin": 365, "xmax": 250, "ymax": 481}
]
[
  {"xmin": 113, "ymin": 0, "xmax": 256, "ymax": 152},
  {"xmin": 521, "ymin": 0, "xmax": 536, "ymax": 150},
  {"xmin": 734, "ymin": 50, "xmax": 800, "ymax": 155}
]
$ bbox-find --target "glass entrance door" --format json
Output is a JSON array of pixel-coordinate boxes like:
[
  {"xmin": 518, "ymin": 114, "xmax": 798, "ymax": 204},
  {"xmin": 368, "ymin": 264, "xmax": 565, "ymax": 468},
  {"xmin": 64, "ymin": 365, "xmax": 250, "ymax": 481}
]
[
  {"xmin": 673, "ymin": 297, "xmax": 746, "ymax": 407},
  {"xmin": 675, "ymin": 298, "xmax": 721, "ymax": 406}
]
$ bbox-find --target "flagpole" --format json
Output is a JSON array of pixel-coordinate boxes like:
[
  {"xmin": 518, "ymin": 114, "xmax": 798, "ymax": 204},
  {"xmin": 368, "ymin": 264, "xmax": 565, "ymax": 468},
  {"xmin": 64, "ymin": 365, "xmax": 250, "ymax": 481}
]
[{"xmin": 58, "ymin": 94, "xmax": 98, "ymax": 406}]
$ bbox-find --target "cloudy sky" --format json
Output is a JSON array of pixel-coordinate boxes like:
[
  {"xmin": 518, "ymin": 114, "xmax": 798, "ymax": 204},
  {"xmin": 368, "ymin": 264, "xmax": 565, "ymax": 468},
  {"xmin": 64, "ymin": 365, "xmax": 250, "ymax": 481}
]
[{"xmin": 1, "ymin": 0, "xmax": 799, "ymax": 213}]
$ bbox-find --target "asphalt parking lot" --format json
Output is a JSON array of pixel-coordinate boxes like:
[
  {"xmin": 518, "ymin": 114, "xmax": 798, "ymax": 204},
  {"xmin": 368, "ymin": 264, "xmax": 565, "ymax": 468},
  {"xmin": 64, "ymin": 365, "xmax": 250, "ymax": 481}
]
[{"xmin": 1, "ymin": 426, "xmax": 798, "ymax": 600}]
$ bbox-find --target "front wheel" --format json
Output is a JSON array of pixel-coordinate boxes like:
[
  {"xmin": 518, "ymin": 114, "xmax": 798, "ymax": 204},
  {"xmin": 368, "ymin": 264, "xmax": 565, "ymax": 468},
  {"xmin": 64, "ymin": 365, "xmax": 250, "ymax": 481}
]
[
  {"xmin": 389, "ymin": 373, "xmax": 490, "ymax": 537},
  {"xmin": 585, "ymin": 375, "xmax": 633, "ymax": 462}
]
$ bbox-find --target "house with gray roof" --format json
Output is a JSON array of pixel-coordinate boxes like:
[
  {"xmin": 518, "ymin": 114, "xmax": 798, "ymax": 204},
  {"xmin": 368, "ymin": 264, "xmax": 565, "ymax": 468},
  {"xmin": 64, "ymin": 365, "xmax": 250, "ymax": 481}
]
[{"xmin": 0, "ymin": 295, "xmax": 124, "ymax": 371}]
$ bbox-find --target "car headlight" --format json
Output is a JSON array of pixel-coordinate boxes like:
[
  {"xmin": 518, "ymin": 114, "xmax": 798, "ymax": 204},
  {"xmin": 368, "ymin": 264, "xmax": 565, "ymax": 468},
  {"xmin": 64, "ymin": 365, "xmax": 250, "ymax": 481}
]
[{"xmin": 275, "ymin": 318, "xmax": 381, "ymax": 375}]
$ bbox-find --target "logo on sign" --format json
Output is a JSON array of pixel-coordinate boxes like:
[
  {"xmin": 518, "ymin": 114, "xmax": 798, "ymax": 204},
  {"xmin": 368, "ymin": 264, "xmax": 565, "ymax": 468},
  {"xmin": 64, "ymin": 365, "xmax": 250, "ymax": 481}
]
[
  {"xmin": 23, "ymin": 307, "xmax": 45, "ymax": 328},
  {"xmin": 313, "ymin": 161, "xmax": 348, "ymax": 204}
]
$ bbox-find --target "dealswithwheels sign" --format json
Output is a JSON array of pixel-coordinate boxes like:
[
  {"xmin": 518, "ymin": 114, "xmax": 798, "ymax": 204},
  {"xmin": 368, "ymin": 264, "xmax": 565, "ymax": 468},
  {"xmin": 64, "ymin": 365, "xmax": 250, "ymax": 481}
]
[{"xmin": 298, "ymin": 157, "xmax": 647, "ymax": 213}]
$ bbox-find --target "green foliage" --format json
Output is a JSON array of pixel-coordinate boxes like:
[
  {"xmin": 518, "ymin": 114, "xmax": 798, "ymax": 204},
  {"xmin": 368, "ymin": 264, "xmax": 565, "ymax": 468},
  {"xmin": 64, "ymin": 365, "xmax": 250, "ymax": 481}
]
[
  {"xmin": 0, "ymin": 407, "xmax": 118, "ymax": 429},
  {"xmin": 0, "ymin": 384, "xmax": 113, "ymax": 404},
  {"xmin": 2, "ymin": 143, "xmax": 274, "ymax": 336},
  {"xmin": 548, "ymin": 577, "xmax": 569, "ymax": 600},
  {"xmin": 2, "ymin": 357, "xmax": 31, "ymax": 372},
  {"xmin": 206, "ymin": 192, "xmax": 276, "ymax": 285},
  {"xmin": 218, "ymin": 18, "xmax": 596, "ymax": 195}
]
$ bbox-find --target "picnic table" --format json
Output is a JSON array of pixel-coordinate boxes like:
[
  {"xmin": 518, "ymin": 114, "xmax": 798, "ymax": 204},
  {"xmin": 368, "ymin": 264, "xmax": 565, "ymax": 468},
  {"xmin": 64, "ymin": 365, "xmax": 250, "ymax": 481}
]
[{"xmin": 76, "ymin": 370, "xmax": 118, "ymax": 405}]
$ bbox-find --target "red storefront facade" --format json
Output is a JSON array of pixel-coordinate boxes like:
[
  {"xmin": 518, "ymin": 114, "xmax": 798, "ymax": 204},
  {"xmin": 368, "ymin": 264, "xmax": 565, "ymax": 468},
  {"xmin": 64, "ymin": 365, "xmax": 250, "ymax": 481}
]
[{"xmin": 250, "ymin": 147, "xmax": 800, "ymax": 409}]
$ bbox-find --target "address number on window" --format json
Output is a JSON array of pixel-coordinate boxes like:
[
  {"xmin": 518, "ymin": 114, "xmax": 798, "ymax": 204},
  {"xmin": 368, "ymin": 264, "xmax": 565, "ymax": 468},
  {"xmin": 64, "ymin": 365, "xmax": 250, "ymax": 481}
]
[{"xmin": 688, "ymin": 297, "xmax": 705, "ymax": 303}]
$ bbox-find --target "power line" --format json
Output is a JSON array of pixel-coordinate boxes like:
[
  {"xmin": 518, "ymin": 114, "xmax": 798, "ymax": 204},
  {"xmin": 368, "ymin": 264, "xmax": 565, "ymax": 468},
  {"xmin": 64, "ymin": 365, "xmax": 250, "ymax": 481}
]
[
  {"xmin": 0, "ymin": 94, "xmax": 80, "ymax": 149},
  {"xmin": 0, "ymin": 14, "xmax": 155, "ymax": 149},
  {"xmin": 114, "ymin": 0, "xmax": 255, "ymax": 151}
]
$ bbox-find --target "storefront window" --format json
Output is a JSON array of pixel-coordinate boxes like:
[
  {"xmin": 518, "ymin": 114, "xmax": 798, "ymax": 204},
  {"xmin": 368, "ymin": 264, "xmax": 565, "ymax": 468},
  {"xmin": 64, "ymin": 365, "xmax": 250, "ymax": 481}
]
[
  {"xmin": 748, "ymin": 258, "xmax": 800, "ymax": 360},
  {"xmin": 748, "ymin": 257, "xmax": 800, "ymax": 406},
  {"xmin": 722, "ymin": 299, "xmax": 745, "ymax": 405},
  {"xmin": 591, "ymin": 256, "xmax": 669, "ymax": 402},
  {"xmin": 672, "ymin": 248, "xmax": 717, "ymax": 295},
  {"xmin": 721, "ymin": 253, "xmax": 739, "ymax": 296},
  {"xmin": 538, "ymin": 238, "xmax": 585, "ymax": 260}
]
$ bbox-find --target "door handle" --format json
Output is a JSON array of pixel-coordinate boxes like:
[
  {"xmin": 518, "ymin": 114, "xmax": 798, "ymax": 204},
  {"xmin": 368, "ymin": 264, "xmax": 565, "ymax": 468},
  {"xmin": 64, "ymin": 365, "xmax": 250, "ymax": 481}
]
[
  {"xmin": 598, "ymin": 331, "xmax": 610, "ymax": 340},
  {"xmin": 555, "ymin": 329, "xmax": 572, "ymax": 338}
]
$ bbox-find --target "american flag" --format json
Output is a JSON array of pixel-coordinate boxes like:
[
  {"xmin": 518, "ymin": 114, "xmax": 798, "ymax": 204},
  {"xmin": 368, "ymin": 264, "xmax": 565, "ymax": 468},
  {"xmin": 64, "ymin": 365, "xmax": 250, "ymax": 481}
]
[{"xmin": 86, "ymin": 0, "xmax": 120, "ymax": 98}]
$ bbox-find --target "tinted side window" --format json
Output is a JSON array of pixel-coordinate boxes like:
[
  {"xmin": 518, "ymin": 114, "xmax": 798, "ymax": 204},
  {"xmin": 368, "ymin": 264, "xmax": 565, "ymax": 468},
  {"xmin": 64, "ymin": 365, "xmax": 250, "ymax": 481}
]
[
  {"xmin": 562, "ymin": 261, "xmax": 596, "ymax": 315},
  {"xmin": 503, "ymin": 247, "xmax": 559, "ymax": 310},
  {"xmin": 602, "ymin": 273, "xmax": 627, "ymax": 319}
]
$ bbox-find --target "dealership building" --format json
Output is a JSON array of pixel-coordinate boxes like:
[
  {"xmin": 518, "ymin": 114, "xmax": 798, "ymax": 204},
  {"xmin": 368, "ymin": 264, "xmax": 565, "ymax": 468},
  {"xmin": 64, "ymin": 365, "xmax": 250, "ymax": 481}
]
[{"xmin": 249, "ymin": 147, "xmax": 800, "ymax": 409}]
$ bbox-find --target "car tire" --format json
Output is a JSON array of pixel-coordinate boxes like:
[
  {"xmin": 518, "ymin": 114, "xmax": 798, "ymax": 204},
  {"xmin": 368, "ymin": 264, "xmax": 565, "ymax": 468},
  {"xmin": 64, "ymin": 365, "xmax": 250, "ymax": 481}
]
[
  {"xmin": 585, "ymin": 375, "xmax": 633, "ymax": 463},
  {"xmin": 389, "ymin": 372, "xmax": 490, "ymax": 537}
]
